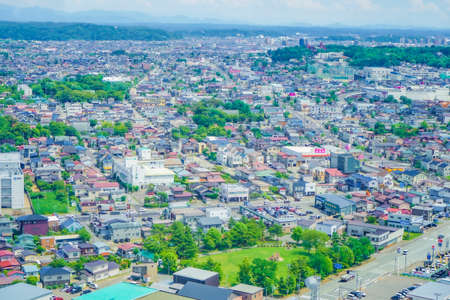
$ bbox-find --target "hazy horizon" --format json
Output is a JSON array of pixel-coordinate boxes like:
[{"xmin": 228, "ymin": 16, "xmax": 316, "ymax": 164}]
[{"xmin": 0, "ymin": 0, "xmax": 449, "ymax": 28}]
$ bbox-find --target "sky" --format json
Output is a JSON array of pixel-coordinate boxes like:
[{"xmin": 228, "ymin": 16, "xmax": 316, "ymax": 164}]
[{"xmin": 1, "ymin": 0, "xmax": 450, "ymax": 27}]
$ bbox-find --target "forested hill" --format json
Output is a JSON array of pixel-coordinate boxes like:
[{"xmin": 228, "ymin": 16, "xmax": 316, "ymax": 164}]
[
  {"xmin": 269, "ymin": 45, "xmax": 450, "ymax": 68},
  {"xmin": 0, "ymin": 21, "xmax": 180, "ymax": 41}
]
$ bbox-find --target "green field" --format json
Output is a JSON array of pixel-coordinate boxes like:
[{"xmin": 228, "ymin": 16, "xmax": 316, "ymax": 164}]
[
  {"xmin": 197, "ymin": 247, "xmax": 309, "ymax": 286},
  {"xmin": 402, "ymin": 232, "xmax": 423, "ymax": 240},
  {"xmin": 31, "ymin": 191, "xmax": 69, "ymax": 215}
]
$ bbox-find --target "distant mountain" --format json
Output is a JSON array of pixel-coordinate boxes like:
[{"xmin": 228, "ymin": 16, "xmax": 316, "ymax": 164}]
[
  {"xmin": 0, "ymin": 21, "xmax": 180, "ymax": 41},
  {"xmin": 0, "ymin": 4, "xmax": 224, "ymax": 24}
]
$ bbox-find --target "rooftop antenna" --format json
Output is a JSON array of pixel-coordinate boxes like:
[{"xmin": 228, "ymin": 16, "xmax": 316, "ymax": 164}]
[{"xmin": 305, "ymin": 276, "xmax": 320, "ymax": 300}]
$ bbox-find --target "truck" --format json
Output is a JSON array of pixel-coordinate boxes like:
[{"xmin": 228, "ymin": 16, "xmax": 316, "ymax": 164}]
[{"xmin": 340, "ymin": 272, "xmax": 355, "ymax": 282}]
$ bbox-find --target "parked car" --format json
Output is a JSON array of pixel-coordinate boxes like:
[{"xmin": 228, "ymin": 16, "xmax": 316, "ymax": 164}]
[
  {"xmin": 71, "ymin": 286, "xmax": 82, "ymax": 294},
  {"xmin": 81, "ymin": 289, "xmax": 92, "ymax": 295},
  {"xmin": 87, "ymin": 282, "xmax": 98, "ymax": 289}
]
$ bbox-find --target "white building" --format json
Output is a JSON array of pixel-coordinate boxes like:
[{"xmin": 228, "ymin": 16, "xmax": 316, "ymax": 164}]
[
  {"xmin": 205, "ymin": 207, "xmax": 231, "ymax": 222},
  {"xmin": 0, "ymin": 152, "xmax": 24, "ymax": 211},
  {"xmin": 18, "ymin": 84, "xmax": 32, "ymax": 97},
  {"xmin": 65, "ymin": 103, "xmax": 83, "ymax": 116},
  {"xmin": 220, "ymin": 184, "xmax": 249, "ymax": 202},
  {"xmin": 363, "ymin": 67, "xmax": 393, "ymax": 81},
  {"xmin": 113, "ymin": 147, "xmax": 174, "ymax": 188}
]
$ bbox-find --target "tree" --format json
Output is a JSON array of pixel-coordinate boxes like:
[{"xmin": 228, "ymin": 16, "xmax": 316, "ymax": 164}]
[
  {"xmin": 26, "ymin": 276, "xmax": 38, "ymax": 285},
  {"xmin": 288, "ymin": 256, "xmax": 314, "ymax": 289},
  {"xmin": 291, "ymin": 227, "xmax": 303, "ymax": 245},
  {"xmin": 237, "ymin": 257, "xmax": 252, "ymax": 284},
  {"xmin": 309, "ymin": 253, "xmax": 333, "ymax": 277},
  {"xmin": 250, "ymin": 258, "xmax": 278, "ymax": 296},
  {"xmin": 302, "ymin": 229, "xmax": 329, "ymax": 252},
  {"xmin": 268, "ymin": 224, "xmax": 283, "ymax": 240},
  {"xmin": 144, "ymin": 235, "xmax": 167, "ymax": 255},
  {"xmin": 203, "ymin": 227, "xmax": 222, "ymax": 251},
  {"xmin": 367, "ymin": 216, "xmax": 378, "ymax": 224},
  {"xmin": 337, "ymin": 245, "xmax": 355, "ymax": 268},
  {"xmin": 50, "ymin": 258, "xmax": 67, "ymax": 267},
  {"xmin": 77, "ymin": 227, "xmax": 91, "ymax": 242},
  {"xmin": 198, "ymin": 258, "xmax": 223, "ymax": 282},
  {"xmin": 89, "ymin": 119, "xmax": 97, "ymax": 127},
  {"xmin": 159, "ymin": 249, "xmax": 178, "ymax": 274},
  {"xmin": 278, "ymin": 275, "xmax": 296, "ymax": 295}
]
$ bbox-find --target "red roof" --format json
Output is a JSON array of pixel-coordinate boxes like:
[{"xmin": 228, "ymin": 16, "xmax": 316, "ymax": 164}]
[
  {"xmin": 0, "ymin": 258, "xmax": 20, "ymax": 268},
  {"xmin": 325, "ymin": 168, "xmax": 345, "ymax": 177},
  {"xmin": 117, "ymin": 243, "xmax": 139, "ymax": 251},
  {"xmin": 93, "ymin": 181, "xmax": 119, "ymax": 189},
  {"xmin": 0, "ymin": 250, "xmax": 13, "ymax": 257}
]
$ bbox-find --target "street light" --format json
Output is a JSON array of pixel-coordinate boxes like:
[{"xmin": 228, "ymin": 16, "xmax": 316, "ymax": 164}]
[{"xmin": 403, "ymin": 249, "xmax": 408, "ymax": 272}]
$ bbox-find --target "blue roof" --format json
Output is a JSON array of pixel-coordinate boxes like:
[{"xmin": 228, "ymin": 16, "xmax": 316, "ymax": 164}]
[
  {"xmin": 74, "ymin": 282, "xmax": 157, "ymax": 300},
  {"xmin": 318, "ymin": 194, "xmax": 355, "ymax": 208}
]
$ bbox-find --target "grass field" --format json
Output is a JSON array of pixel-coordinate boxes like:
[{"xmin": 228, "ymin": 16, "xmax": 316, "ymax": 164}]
[
  {"xmin": 402, "ymin": 232, "xmax": 423, "ymax": 240},
  {"xmin": 197, "ymin": 247, "xmax": 310, "ymax": 286},
  {"xmin": 31, "ymin": 191, "xmax": 69, "ymax": 215}
]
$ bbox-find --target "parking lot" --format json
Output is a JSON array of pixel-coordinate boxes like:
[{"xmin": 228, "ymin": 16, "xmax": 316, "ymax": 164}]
[{"xmin": 363, "ymin": 274, "xmax": 427, "ymax": 300}]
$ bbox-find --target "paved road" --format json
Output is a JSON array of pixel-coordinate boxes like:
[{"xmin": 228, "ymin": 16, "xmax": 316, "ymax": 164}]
[{"xmin": 298, "ymin": 220, "xmax": 450, "ymax": 300}]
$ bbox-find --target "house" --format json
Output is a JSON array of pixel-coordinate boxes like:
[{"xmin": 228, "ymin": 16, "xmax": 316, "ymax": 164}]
[
  {"xmin": 173, "ymin": 267, "xmax": 220, "ymax": 286},
  {"xmin": 220, "ymin": 184, "xmax": 249, "ymax": 202},
  {"xmin": 230, "ymin": 284, "xmax": 264, "ymax": 300},
  {"xmin": 0, "ymin": 217, "xmax": 14, "ymax": 238},
  {"xmin": 315, "ymin": 194, "xmax": 356, "ymax": 216},
  {"xmin": 22, "ymin": 264, "xmax": 39, "ymax": 277},
  {"xmin": 39, "ymin": 267, "xmax": 71, "ymax": 287},
  {"xmin": 0, "ymin": 250, "xmax": 20, "ymax": 270},
  {"xmin": 325, "ymin": 168, "xmax": 346, "ymax": 184},
  {"xmin": 0, "ymin": 282, "xmax": 53, "ymax": 300},
  {"xmin": 59, "ymin": 217, "xmax": 83, "ymax": 233},
  {"xmin": 411, "ymin": 205, "xmax": 433, "ymax": 222},
  {"xmin": 59, "ymin": 244, "xmax": 81, "ymax": 261},
  {"xmin": 345, "ymin": 174, "xmax": 378, "ymax": 191},
  {"xmin": 117, "ymin": 243, "xmax": 140, "ymax": 259},
  {"xmin": 196, "ymin": 217, "xmax": 224, "ymax": 230},
  {"xmin": 400, "ymin": 170, "xmax": 426, "ymax": 185},
  {"xmin": 78, "ymin": 243, "xmax": 96, "ymax": 256},
  {"xmin": 105, "ymin": 220, "xmax": 141, "ymax": 242},
  {"xmin": 293, "ymin": 177, "xmax": 316, "ymax": 198},
  {"xmin": 130, "ymin": 262, "xmax": 158, "ymax": 283},
  {"xmin": 16, "ymin": 234, "xmax": 35, "ymax": 250},
  {"xmin": 93, "ymin": 242, "xmax": 111, "ymax": 255},
  {"xmin": 16, "ymin": 215, "xmax": 49, "ymax": 236},
  {"xmin": 40, "ymin": 236, "xmax": 56, "ymax": 250},
  {"xmin": 346, "ymin": 220, "xmax": 404, "ymax": 250},
  {"xmin": 81, "ymin": 260, "xmax": 119, "ymax": 282},
  {"xmin": 178, "ymin": 281, "xmax": 240, "ymax": 300}
]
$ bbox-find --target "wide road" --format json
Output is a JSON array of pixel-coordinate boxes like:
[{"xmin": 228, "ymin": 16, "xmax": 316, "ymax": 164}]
[{"xmin": 300, "ymin": 220, "xmax": 449, "ymax": 300}]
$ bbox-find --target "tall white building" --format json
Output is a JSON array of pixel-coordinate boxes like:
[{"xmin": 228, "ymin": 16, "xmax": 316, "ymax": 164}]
[
  {"xmin": 0, "ymin": 152, "xmax": 24, "ymax": 211},
  {"xmin": 113, "ymin": 147, "xmax": 174, "ymax": 188},
  {"xmin": 220, "ymin": 184, "xmax": 249, "ymax": 202}
]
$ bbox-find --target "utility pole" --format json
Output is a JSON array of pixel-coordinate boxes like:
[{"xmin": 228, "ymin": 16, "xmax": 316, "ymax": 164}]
[{"xmin": 403, "ymin": 249, "xmax": 408, "ymax": 272}]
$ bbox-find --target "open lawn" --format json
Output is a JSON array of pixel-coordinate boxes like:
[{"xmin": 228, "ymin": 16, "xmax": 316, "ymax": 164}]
[
  {"xmin": 31, "ymin": 191, "xmax": 69, "ymax": 215},
  {"xmin": 197, "ymin": 247, "xmax": 309, "ymax": 286},
  {"xmin": 402, "ymin": 232, "xmax": 422, "ymax": 240}
]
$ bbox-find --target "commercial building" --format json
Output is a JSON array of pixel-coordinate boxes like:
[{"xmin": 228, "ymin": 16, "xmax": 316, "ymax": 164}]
[
  {"xmin": 386, "ymin": 212, "xmax": 428, "ymax": 233},
  {"xmin": 220, "ymin": 183, "xmax": 249, "ymax": 203},
  {"xmin": 0, "ymin": 152, "xmax": 24, "ymax": 210},
  {"xmin": 113, "ymin": 148, "xmax": 174, "ymax": 188},
  {"xmin": 346, "ymin": 220, "xmax": 403, "ymax": 250},
  {"xmin": 0, "ymin": 282, "xmax": 52, "ymax": 300},
  {"xmin": 315, "ymin": 194, "xmax": 356, "ymax": 216},
  {"xmin": 406, "ymin": 281, "xmax": 450, "ymax": 300},
  {"xmin": 330, "ymin": 153, "xmax": 360, "ymax": 174}
]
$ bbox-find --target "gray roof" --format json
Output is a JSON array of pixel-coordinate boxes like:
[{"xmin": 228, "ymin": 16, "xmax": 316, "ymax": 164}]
[
  {"xmin": 178, "ymin": 281, "xmax": 233, "ymax": 300},
  {"xmin": 0, "ymin": 282, "xmax": 52, "ymax": 300},
  {"xmin": 173, "ymin": 267, "xmax": 218, "ymax": 281},
  {"xmin": 231, "ymin": 283, "xmax": 263, "ymax": 294},
  {"xmin": 407, "ymin": 282, "xmax": 450, "ymax": 299},
  {"xmin": 317, "ymin": 194, "xmax": 354, "ymax": 208},
  {"xmin": 197, "ymin": 217, "xmax": 223, "ymax": 227}
]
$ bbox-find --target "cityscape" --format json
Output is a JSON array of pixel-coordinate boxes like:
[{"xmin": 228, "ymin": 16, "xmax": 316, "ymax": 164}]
[{"xmin": 0, "ymin": 1, "xmax": 449, "ymax": 300}]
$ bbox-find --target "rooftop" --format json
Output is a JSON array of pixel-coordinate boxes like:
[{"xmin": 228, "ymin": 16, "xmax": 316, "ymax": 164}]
[
  {"xmin": 0, "ymin": 282, "xmax": 52, "ymax": 300},
  {"xmin": 173, "ymin": 267, "xmax": 218, "ymax": 281},
  {"xmin": 74, "ymin": 282, "xmax": 157, "ymax": 300}
]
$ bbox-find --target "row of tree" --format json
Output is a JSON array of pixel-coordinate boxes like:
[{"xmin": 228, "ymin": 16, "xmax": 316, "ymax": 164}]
[
  {"xmin": 0, "ymin": 115, "xmax": 80, "ymax": 147},
  {"xmin": 30, "ymin": 75, "xmax": 131, "ymax": 103}
]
